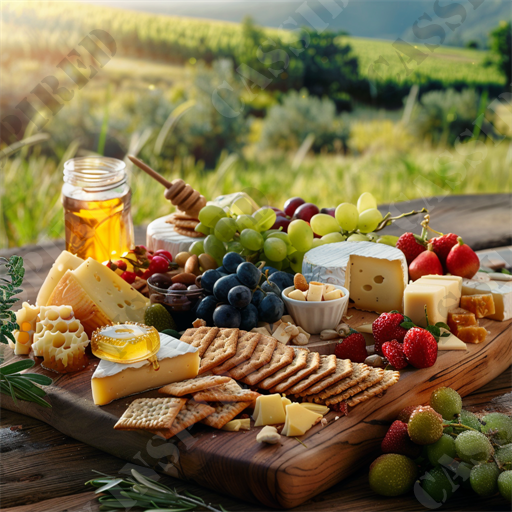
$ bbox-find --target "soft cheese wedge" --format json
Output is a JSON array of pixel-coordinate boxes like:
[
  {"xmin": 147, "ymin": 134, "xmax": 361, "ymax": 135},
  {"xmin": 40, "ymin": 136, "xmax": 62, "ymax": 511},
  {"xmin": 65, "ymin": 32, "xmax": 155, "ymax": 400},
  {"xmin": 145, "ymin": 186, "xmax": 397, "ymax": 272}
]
[
  {"xmin": 48, "ymin": 257, "xmax": 149, "ymax": 336},
  {"xmin": 91, "ymin": 333, "xmax": 199, "ymax": 405}
]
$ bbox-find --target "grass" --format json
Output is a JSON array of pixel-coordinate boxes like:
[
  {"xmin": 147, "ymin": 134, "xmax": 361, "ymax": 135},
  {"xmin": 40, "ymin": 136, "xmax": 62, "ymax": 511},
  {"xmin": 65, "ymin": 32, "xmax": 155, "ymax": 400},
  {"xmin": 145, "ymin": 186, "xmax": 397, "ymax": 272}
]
[{"xmin": 2, "ymin": 136, "xmax": 510, "ymax": 249}]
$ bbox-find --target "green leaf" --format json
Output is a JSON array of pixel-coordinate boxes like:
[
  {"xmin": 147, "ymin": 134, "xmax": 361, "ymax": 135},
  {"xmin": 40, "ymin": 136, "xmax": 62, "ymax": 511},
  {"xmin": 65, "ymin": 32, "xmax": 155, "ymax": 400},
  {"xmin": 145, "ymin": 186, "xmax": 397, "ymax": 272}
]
[
  {"xmin": 8, "ymin": 376, "xmax": 47, "ymax": 396},
  {"xmin": 427, "ymin": 325, "xmax": 441, "ymax": 338},
  {"xmin": 0, "ymin": 359, "xmax": 35, "ymax": 375},
  {"xmin": 95, "ymin": 478, "xmax": 125, "ymax": 494},
  {"xmin": 435, "ymin": 322, "xmax": 450, "ymax": 331},
  {"xmin": 502, "ymin": 268, "xmax": 511, "ymax": 275},
  {"xmin": 400, "ymin": 321, "xmax": 415, "ymax": 329},
  {"xmin": 440, "ymin": 332, "xmax": 450, "ymax": 338},
  {"xmin": 23, "ymin": 373, "xmax": 53, "ymax": 386},
  {"xmin": 131, "ymin": 469, "xmax": 172, "ymax": 494}
]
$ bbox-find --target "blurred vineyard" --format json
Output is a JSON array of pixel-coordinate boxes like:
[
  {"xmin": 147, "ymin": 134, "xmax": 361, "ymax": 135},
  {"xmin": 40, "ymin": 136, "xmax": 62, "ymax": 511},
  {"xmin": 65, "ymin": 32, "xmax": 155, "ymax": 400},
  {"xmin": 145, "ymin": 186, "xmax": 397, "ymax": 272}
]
[{"xmin": 1, "ymin": 1, "xmax": 511, "ymax": 249}]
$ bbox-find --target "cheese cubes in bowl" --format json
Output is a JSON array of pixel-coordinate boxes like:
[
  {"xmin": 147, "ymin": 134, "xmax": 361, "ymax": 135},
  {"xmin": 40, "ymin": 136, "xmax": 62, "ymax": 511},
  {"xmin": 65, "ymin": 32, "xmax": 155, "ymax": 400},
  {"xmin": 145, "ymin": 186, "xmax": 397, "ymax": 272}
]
[{"xmin": 282, "ymin": 275, "xmax": 349, "ymax": 334}]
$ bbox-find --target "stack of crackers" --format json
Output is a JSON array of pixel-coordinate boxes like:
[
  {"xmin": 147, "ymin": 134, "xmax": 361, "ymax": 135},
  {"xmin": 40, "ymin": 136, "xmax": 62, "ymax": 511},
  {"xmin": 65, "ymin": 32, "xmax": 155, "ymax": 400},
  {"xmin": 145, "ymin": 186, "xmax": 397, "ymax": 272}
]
[
  {"xmin": 114, "ymin": 327, "xmax": 400, "ymax": 439},
  {"xmin": 166, "ymin": 211, "xmax": 203, "ymax": 238}
]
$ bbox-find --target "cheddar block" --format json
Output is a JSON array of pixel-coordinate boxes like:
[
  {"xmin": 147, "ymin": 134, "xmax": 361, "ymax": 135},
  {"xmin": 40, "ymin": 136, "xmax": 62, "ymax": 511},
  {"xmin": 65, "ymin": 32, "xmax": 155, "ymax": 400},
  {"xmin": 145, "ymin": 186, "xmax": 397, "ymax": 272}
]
[
  {"xmin": 404, "ymin": 283, "xmax": 448, "ymax": 327},
  {"xmin": 37, "ymin": 251, "xmax": 84, "ymax": 306},
  {"xmin": 91, "ymin": 333, "xmax": 199, "ymax": 405},
  {"xmin": 282, "ymin": 403, "xmax": 322, "ymax": 436},
  {"xmin": 455, "ymin": 325, "xmax": 488, "ymax": 345},
  {"xmin": 416, "ymin": 276, "xmax": 461, "ymax": 310},
  {"xmin": 447, "ymin": 308, "xmax": 477, "ymax": 333},
  {"xmin": 460, "ymin": 294, "xmax": 495, "ymax": 319},
  {"xmin": 48, "ymin": 257, "xmax": 149, "ymax": 336},
  {"xmin": 252, "ymin": 394, "xmax": 286, "ymax": 426}
]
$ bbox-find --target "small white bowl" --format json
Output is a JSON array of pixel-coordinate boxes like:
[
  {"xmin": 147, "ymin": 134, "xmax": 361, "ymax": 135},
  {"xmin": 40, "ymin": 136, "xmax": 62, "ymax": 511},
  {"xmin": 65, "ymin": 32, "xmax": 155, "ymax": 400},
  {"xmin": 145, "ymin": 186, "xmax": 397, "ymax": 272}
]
[{"xmin": 281, "ymin": 284, "xmax": 350, "ymax": 335}]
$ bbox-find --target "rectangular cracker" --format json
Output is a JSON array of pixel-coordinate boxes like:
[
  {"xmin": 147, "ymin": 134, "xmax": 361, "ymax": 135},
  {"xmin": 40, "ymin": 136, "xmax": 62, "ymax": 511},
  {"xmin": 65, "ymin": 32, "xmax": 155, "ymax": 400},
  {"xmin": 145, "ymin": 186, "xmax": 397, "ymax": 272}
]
[
  {"xmin": 314, "ymin": 363, "xmax": 371, "ymax": 401},
  {"xmin": 152, "ymin": 400, "xmax": 215, "ymax": 439},
  {"xmin": 228, "ymin": 336, "xmax": 277, "ymax": 381},
  {"xmin": 297, "ymin": 359, "xmax": 353, "ymax": 396},
  {"xmin": 114, "ymin": 397, "xmax": 187, "ymax": 431},
  {"xmin": 241, "ymin": 343, "xmax": 295, "ymax": 386},
  {"xmin": 158, "ymin": 375, "xmax": 231, "ymax": 397},
  {"xmin": 270, "ymin": 352, "xmax": 321, "ymax": 394},
  {"xmin": 181, "ymin": 327, "xmax": 219, "ymax": 357},
  {"xmin": 286, "ymin": 355, "xmax": 337, "ymax": 395},
  {"xmin": 258, "ymin": 349, "xmax": 308, "ymax": 390},
  {"xmin": 193, "ymin": 380, "xmax": 260, "ymax": 402},
  {"xmin": 201, "ymin": 400, "xmax": 253, "ymax": 429},
  {"xmin": 346, "ymin": 370, "xmax": 400, "ymax": 407},
  {"xmin": 325, "ymin": 367, "xmax": 385, "ymax": 406},
  {"xmin": 212, "ymin": 331, "xmax": 260, "ymax": 374},
  {"xmin": 199, "ymin": 328, "xmax": 239, "ymax": 374}
]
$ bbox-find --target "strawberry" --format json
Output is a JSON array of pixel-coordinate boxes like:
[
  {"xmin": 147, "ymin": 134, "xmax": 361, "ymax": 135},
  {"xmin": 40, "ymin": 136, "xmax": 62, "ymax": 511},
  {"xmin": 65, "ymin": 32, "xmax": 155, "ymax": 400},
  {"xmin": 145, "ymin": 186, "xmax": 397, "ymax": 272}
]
[
  {"xmin": 372, "ymin": 312, "xmax": 407, "ymax": 355},
  {"xmin": 382, "ymin": 340, "xmax": 408, "ymax": 370},
  {"xmin": 403, "ymin": 327, "xmax": 438, "ymax": 368},
  {"xmin": 445, "ymin": 237, "xmax": 480, "ymax": 278},
  {"xmin": 396, "ymin": 232, "xmax": 426, "ymax": 265},
  {"xmin": 397, "ymin": 405, "xmax": 419, "ymax": 424},
  {"xmin": 334, "ymin": 333, "xmax": 368, "ymax": 363},
  {"xmin": 408, "ymin": 244, "xmax": 443, "ymax": 281},
  {"xmin": 429, "ymin": 233, "xmax": 458, "ymax": 264},
  {"xmin": 381, "ymin": 420, "xmax": 422, "ymax": 458}
]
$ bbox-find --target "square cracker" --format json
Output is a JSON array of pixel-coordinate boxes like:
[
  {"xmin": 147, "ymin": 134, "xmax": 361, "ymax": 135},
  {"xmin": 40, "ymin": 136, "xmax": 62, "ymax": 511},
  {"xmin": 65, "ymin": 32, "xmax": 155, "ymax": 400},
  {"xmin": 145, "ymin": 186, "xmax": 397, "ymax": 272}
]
[
  {"xmin": 306, "ymin": 363, "xmax": 370, "ymax": 402},
  {"xmin": 193, "ymin": 380, "xmax": 260, "ymax": 402},
  {"xmin": 181, "ymin": 327, "xmax": 219, "ymax": 357},
  {"xmin": 201, "ymin": 400, "xmax": 253, "ymax": 429},
  {"xmin": 212, "ymin": 331, "xmax": 260, "ymax": 375},
  {"xmin": 114, "ymin": 397, "xmax": 186, "ymax": 431},
  {"xmin": 297, "ymin": 359, "xmax": 353, "ymax": 396},
  {"xmin": 286, "ymin": 355, "xmax": 337, "ymax": 395},
  {"xmin": 241, "ymin": 343, "xmax": 295, "ymax": 386},
  {"xmin": 152, "ymin": 400, "xmax": 215, "ymax": 439},
  {"xmin": 347, "ymin": 370, "xmax": 400, "ymax": 407},
  {"xmin": 258, "ymin": 349, "xmax": 308, "ymax": 390},
  {"xmin": 270, "ymin": 352, "xmax": 321, "ymax": 393},
  {"xmin": 158, "ymin": 375, "xmax": 231, "ymax": 397},
  {"xmin": 325, "ymin": 367, "xmax": 385, "ymax": 406},
  {"xmin": 228, "ymin": 336, "xmax": 277, "ymax": 381},
  {"xmin": 199, "ymin": 328, "xmax": 239, "ymax": 374}
]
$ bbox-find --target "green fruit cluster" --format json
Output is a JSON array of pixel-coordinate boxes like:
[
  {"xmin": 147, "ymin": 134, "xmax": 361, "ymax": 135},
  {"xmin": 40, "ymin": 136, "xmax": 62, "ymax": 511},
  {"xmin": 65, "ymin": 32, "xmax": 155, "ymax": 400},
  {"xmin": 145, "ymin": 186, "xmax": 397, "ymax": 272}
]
[{"xmin": 368, "ymin": 386, "xmax": 512, "ymax": 505}]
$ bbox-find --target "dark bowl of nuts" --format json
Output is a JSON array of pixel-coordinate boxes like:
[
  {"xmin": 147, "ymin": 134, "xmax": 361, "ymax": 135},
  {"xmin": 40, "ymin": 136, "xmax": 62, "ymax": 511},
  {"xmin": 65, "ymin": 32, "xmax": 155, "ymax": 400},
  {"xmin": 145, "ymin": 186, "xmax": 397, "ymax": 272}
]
[{"xmin": 147, "ymin": 272, "xmax": 205, "ymax": 331}]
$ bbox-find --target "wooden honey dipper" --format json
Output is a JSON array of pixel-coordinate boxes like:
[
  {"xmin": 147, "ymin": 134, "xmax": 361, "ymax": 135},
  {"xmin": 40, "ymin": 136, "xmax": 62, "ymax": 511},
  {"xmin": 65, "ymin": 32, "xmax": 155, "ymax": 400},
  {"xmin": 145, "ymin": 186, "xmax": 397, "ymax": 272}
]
[{"xmin": 128, "ymin": 155, "xmax": 206, "ymax": 218}]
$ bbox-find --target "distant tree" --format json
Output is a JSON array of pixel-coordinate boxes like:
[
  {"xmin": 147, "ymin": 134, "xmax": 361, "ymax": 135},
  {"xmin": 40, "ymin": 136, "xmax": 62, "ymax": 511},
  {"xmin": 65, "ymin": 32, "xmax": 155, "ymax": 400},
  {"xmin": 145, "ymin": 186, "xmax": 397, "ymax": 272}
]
[
  {"xmin": 466, "ymin": 40, "xmax": 479, "ymax": 49},
  {"xmin": 490, "ymin": 21, "xmax": 511, "ymax": 87}
]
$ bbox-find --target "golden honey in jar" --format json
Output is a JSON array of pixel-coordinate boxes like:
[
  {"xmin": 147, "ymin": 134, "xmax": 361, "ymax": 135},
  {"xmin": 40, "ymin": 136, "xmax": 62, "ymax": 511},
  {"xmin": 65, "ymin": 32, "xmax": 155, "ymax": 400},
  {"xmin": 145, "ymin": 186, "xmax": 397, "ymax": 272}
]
[
  {"xmin": 91, "ymin": 323, "xmax": 160, "ymax": 364},
  {"xmin": 62, "ymin": 157, "xmax": 134, "ymax": 262}
]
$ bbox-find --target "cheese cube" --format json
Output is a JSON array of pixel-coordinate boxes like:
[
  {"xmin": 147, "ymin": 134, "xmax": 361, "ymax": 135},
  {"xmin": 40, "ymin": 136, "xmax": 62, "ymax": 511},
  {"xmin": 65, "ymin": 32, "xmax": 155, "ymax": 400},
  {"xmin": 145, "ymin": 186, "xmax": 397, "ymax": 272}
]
[
  {"xmin": 272, "ymin": 323, "xmax": 292, "ymax": 344},
  {"xmin": 460, "ymin": 294, "xmax": 496, "ymax": 319},
  {"xmin": 461, "ymin": 279, "xmax": 512, "ymax": 321},
  {"xmin": 438, "ymin": 331, "xmax": 467, "ymax": 351},
  {"xmin": 324, "ymin": 289, "xmax": 343, "ymax": 301},
  {"xmin": 253, "ymin": 394, "xmax": 287, "ymax": 426},
  {"xmin": 307, "ymin": 283, "xmax": 324, "ymax": 301},
  {"xmin": 346, "ymin": 252, "xmax": 407, "ymax": 313},
  {"xmin": 455, "ymin": 325, "xmax": 488, "ymax": 344},
  {"xmin": 288, "ymin": 289, "xmax": 306, "ymax": 301},
  {"xmin": 91, "ymin": 334, "xmax": 199, "ymax": 405},
  {"xmin": 324, "ymin": 284, "xmax": 336, "ymax": 294},
  {"xmin": 37, "ymin": 251, "xmax": 84, "ymax": 306},
  {"xmin": 419, "ymin": 274, "xmax": 463, "ymax": 293},
  {"xmin": 447, "ymin": 308, "xmax": 477, "ymax": 333},
  {"xmin": 281, "ymin": 403, "xmax": 322, "ymax": 436},
  {"xmin": 404, "ymin": 284, "xmax": 449, "ymax": 327},
  {"xmin": 416, "ymin": 276, "xmax": 461, "ymax": 310}
]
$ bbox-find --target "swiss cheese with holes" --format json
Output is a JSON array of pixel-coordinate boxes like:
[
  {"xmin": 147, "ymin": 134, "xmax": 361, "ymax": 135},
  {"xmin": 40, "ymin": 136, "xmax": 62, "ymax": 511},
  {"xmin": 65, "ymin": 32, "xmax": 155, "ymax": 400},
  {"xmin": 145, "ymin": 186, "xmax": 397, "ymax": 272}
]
[{"xmin": 47, "ymin": 257, "xmax": 149, "ymax": 336}]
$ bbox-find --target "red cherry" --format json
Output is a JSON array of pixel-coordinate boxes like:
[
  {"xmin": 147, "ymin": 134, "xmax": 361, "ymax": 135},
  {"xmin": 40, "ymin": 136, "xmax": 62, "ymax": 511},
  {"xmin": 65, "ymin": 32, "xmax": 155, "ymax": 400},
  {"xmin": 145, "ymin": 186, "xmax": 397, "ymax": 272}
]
[
  {"xmin": 154, "ymin": 249, "xmax": 173, "ymax": 262},
  {"xmin": 148, "ymin": 255, "xmax": 169, "ymax": 275},
  {"xmin": 120, "ymin": 271, "xmax": 137, "ymax": 284},
  {"xmin": 445, "ymin": 237, "xmax": 480, "ymax": 278},
  {"xmin": 114, "ymin": 259, "xmax": 127, "ymax": 271}
]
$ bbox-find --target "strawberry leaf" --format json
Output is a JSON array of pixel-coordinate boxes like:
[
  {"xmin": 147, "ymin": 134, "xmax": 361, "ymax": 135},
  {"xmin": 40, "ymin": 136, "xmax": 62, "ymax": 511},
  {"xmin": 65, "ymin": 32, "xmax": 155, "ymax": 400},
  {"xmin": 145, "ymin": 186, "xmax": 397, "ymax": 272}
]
[
  {"xmin": 426, "ymin": 325, "xmax": 441, "ymax": 341},
  {"xmin": 400, "ymin": 321, "xmax": 415, "ymax": 329},
  {"xmin": 435, "ymin": 322, "xmax": 450, "ymax": 331},
  {"xmin": 403, "ymin": 315, "xmax": 413, "ymax": 323},
  {"xmin": 440, "ymin": 332, "xmax": 450, "ymax": 338}
]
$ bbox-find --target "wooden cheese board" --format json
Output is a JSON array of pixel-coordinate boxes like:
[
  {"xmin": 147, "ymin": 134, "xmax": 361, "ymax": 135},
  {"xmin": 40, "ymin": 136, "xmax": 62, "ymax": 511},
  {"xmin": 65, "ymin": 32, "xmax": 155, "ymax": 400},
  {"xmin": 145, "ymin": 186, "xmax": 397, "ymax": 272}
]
[{"xmin": 1, "ymin": 310, "xmax": 511, "ymax": 510}]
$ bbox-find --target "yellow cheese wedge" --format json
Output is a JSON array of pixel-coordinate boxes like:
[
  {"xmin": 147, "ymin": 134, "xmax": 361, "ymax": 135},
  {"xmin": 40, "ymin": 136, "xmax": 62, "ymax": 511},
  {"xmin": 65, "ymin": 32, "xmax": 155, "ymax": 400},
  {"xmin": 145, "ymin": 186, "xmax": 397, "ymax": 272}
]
[
  {"xmin": 253, "ymin": 394, "xmax": 287, "ymax": 426},
  {"xmin": 37, "ymin": 251, "xmax": 84, "ymax": 306},
  {"xmin": 282, "ymin": 403, "xmax": 322, "ymax": 436},
  {"xmin": 91, "ymin": 333, "xmax": 199, "ymax": 405},
  {"xmin": 438, "ymin": 332, "xmax": 467, "ymax": 351},
  {"xmin": 300, "ymin": 403, "xmax": 330, "ymax": 415},
  {"xmin": 238, "ymin": 418, "xmax": 251, "ymax": 430},
  {"xmin": 281, "ymin": 396, "xmax": 292, "ymax": 408},
  {"xmin": 48, "ymin": 257, "xmax": 149, "ymax": 336},
  {"xmin": 222, "ymin": 420, "xmax": 241, "ymax": 431}
]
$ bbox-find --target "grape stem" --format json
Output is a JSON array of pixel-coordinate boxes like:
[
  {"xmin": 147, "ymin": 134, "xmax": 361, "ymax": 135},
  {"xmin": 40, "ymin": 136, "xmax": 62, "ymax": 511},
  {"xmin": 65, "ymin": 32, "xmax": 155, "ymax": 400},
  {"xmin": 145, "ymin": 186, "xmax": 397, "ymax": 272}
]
[
  {"xmin": 374, "ymin": 208, "xmax": 428, "ymax": 232},
  {"xmin": 443, "ymin": 422, "xmax": 479, "ymax": 433}
]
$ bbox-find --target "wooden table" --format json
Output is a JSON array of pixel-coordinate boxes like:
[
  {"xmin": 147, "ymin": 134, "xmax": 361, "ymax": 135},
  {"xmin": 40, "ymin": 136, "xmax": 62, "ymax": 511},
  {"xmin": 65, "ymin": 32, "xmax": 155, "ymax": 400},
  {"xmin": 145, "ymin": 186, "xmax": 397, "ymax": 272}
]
[{"xmin": 1, "ymin": 194, "xmax": 511, "ymax": 511}]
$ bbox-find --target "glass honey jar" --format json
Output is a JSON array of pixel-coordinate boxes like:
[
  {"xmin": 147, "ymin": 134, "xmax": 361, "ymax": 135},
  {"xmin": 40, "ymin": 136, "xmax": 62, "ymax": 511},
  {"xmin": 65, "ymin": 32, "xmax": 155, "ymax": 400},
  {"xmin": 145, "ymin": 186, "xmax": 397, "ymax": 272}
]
[{"xmin": 62, "ymin": 157, "xmax": 134, "ymax": 262}]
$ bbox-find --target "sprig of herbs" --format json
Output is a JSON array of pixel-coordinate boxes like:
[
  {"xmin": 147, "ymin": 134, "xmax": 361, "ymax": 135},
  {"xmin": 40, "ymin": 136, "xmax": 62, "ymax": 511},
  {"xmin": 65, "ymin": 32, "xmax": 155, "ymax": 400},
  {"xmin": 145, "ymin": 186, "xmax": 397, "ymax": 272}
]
[
  {"xmin": 86, "ymin": 469, "xmax": 229, "ymax": 511},
  {"xmin": 0, "ymin": 255, "xmax": 52, "ymax": 407}
]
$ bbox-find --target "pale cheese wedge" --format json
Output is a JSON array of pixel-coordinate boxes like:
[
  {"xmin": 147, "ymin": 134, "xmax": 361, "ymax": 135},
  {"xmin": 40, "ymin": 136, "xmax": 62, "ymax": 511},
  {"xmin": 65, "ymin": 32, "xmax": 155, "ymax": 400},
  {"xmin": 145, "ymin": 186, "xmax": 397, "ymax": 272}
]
[
  {"xmin": 288, "ymin": 289, "xmax": 306, "ymax": 301},
  {"xmin": 282, "ymin": 403, "xmax": 322, "ymax": 436}
]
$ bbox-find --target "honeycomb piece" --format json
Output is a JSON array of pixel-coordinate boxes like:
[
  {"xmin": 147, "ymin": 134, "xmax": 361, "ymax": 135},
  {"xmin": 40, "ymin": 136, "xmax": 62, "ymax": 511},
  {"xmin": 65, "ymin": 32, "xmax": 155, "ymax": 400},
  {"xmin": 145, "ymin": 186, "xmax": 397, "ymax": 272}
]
[
  {"xmin": 460, "ymin": 294, "xmax": 496, "ymax": 319},
  {"xmin": 447, "ymin": 307, "xmax": 477, "ymax": 334},
  {"xmin": 455, "ymin": 325, "xmax": 488, "ymax": 345},
  {"xmin": 11, "ymin": 302, "xmax": 40, "ymax": 355},
  {"xmin": 32, "ymin": 305, "xmax": 89, "ymax": 373}
]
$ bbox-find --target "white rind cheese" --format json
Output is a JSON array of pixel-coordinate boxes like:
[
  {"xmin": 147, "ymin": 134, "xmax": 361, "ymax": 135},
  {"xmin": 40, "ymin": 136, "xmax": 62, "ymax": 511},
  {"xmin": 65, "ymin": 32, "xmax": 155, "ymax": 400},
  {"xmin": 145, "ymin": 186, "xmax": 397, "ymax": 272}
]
[
  {"xmin": 302, "ymin": 242, "xmax": 408, "ymax": 313},
  {"xmin": 146, "ymin": 215, "xmax": 204, "ymax": 257},
  {"xmin": 91, "ymin": 333, "xmax": 199, "ymax": 405}
]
